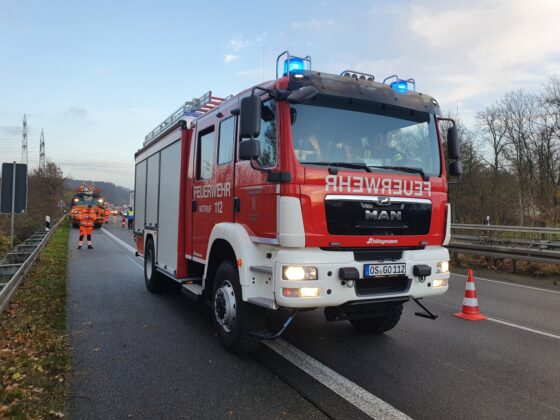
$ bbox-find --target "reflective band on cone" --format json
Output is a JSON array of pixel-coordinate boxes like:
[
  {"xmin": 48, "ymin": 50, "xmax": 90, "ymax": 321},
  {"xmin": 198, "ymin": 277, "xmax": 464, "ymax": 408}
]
[{"xmin": 454, "ymin": 269, "xmax": 487, "ymax": 321}]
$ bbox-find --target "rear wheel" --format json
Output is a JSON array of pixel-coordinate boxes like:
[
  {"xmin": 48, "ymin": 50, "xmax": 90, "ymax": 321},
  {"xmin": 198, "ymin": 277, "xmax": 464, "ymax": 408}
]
[
  {"xmin": 349, "ymin": 303, "xmax": 403, "ymax": 334},
  {"xmin": 144, "ymin": 239, "xmax": 164, "ymax": 293},
  {"xmin": 212, "ymin": 260, "xmax": 265, "ymax": 354}
]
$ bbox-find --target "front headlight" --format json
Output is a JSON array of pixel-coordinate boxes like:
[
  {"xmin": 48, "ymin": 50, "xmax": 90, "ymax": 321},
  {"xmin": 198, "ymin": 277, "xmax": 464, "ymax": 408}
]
[
  {"xmin": 282, "ymin": 266, "xmax": 318, "ymax": 281},
  {"xmin": 436, "ymin": 260, "xmax": 449, "ymax": 273}
]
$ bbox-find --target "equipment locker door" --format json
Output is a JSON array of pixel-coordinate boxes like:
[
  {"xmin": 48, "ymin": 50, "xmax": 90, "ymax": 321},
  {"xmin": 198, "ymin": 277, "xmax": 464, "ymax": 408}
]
[{"xmin": 191, "ymin": 116, "xmax": 236, "ymax": 261}]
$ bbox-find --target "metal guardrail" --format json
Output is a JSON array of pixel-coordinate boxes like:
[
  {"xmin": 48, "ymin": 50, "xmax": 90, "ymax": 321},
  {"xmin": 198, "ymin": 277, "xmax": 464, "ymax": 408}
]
[
  {"xmin": 449, "ymin": 224, "xmax": 560, "ymax": 264},
  {"xmin": 451, "ymin": 223, "xmax": 560, "ymax": 235},
  {"xmin": 0, "ymin": 217, "xmax": 64, "ymax": 314}
]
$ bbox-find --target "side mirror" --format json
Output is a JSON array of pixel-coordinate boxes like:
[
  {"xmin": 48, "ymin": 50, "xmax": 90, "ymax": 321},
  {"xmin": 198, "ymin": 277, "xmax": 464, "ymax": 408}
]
[
  {"xmin": 287, "ymin": 86, "xmax": 319, "ymax": 104},
  {"xmin": 447, "ymin": 126, "xmax": 460, "ymax": 160},
  {"xmin": 239, "ymin": 139, "xmax": 261, "ymax": 160},
  {"xmin": 240, "ymin": 95, "xmax": 261, "ymax": 139},
  {"xmin": 449, "ymin": 160, "xmax": 463, "ymax": 177}
]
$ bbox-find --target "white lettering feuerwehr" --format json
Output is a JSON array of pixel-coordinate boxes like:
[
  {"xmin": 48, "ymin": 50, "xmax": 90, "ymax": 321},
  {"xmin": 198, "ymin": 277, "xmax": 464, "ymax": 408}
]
[{"xmin": 325, "ymin": 175, "xmax": 431, "ymax": 197}]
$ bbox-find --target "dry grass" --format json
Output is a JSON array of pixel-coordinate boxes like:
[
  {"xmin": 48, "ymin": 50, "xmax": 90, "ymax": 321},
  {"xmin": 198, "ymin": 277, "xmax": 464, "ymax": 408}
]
[{"xmin": 0, "ymin": 222, "xmax": 70, "ymax": 419}]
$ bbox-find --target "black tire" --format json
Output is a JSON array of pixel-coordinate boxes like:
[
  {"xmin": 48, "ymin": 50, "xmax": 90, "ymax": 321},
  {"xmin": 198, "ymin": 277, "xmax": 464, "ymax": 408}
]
[
  {"xmin": 349, "ymin": 303, "xmax": 403, "ymax": 334},
  {"xmin": 144, "ymin": 239, "xmax": 164, "ymax": 293},
  {"xmin": 212, "ymin": 260, "xmax": 265, "ymax": 354},
  {"xmin": 72, "ymin": 223, "xmax": 79, "ymax": 229}
]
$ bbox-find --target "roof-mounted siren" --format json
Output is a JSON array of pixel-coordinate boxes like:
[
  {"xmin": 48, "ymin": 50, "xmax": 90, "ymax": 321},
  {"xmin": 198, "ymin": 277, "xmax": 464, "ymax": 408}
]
[
  {"xmin": 383, "ymin": 75, "xmax": 416, "ymax": 93},
  {"xmin": 276, "ymin": 51, "xmax": 312, "ymax": 79},
  {"xmin": 340, "ymin": 70, "xmax": 375, "ymax": 82}
]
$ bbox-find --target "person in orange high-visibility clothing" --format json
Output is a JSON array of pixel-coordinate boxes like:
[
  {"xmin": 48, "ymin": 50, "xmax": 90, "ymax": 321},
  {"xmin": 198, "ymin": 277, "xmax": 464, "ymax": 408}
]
[
  {"xmin": 104, "ymin": 206, "xmax": 110, "ymax": 224},
  {"xmin": 78, "ymin": 205, "xmax": 96, "ymax": 249}
]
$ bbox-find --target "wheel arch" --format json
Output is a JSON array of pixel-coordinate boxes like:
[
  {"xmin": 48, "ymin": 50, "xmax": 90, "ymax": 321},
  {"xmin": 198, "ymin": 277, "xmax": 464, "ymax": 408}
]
[
  {"xmin": 204, "ymin": 223, "xmax": 268, "ymax": 295},
  {"xmin": 205, "ymin": 238, "xmax": 237, "ymax": 299}
]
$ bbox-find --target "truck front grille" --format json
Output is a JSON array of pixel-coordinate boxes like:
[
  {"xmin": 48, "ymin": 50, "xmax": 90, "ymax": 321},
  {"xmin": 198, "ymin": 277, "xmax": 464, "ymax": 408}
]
[{"xmin": 325, "ymin": 199, "xmax": 431, "ymax": 236}]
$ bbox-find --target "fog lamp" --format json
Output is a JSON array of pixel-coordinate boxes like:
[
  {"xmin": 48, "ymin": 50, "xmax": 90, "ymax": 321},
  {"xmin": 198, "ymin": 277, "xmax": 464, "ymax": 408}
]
[
  {"xmin": 433, "ymin": 278, "xmax": 448, "ymax": 288},
  {"xmin": 282, "ymin": 287, "xmax": 320, "ymax": 298}
]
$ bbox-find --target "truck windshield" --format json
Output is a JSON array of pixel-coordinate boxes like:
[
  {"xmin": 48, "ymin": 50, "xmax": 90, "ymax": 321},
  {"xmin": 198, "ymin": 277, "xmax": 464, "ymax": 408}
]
[
  {"xmin": 73, "ymin": 196, "xmax": 100, "ymax": 206},
  {"xmin": 290, "ymin": 96, "xmax": 441, "ymax": 177}
]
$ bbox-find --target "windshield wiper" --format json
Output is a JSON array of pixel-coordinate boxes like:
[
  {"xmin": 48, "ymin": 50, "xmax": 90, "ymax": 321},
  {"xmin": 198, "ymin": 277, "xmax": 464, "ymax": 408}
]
[
  {"xmin": 306, "ymin": 162, "xmax": 372, "ymax": 173},
  {"xmin": 368, "ymin": 165, "xmax": 429, "ymax": 181}
]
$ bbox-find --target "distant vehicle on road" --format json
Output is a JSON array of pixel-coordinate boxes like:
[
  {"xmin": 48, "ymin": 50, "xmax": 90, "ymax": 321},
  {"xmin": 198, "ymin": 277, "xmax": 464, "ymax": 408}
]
[{"xmin": 69, "ymin": 184, "xmax": 106, "ymax": 229}]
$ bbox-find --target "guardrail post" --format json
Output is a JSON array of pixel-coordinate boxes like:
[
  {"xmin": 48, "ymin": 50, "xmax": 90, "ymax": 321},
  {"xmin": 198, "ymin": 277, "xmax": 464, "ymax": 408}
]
[{"xmin": 512, "ymin": 259, "xmax": 517, "ymax": 274}]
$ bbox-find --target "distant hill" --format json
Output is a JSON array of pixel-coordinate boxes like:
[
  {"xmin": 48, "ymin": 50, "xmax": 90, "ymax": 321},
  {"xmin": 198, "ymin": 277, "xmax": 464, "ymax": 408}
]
[{"xmin": 65, "ymin": 179, "xmax": 131, "ymax": 206}]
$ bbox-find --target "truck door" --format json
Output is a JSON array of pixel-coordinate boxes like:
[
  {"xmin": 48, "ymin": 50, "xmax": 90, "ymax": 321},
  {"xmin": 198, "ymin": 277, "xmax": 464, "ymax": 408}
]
[
  {"xmin": 235, "ymin": 99, "xmax": 278, "ymax": 243},
  {"xmin": 191, "ymin": 116, "xmax": 236, "ymax": 261}
]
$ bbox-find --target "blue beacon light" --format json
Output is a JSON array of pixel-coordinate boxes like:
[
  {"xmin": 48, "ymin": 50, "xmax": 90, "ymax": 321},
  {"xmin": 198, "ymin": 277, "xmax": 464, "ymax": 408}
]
[
  {"xmin": 390, "ymin": 80, "xmax": 409, "ymax": 93},
  {"xmin": 283, "ymin": 57, "xmax": 305, "ymax": 76}
]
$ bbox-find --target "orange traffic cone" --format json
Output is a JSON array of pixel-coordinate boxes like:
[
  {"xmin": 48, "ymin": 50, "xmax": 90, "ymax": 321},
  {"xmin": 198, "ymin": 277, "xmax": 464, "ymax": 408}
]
[{"xmin": 454, "ymin": 269, "xmax": 487, "ymax": 321}]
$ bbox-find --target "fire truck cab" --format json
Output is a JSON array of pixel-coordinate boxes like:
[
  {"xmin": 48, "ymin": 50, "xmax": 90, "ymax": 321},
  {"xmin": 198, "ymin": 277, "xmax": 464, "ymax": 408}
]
[{"xmin": 134, "ymin": 52, "xmax": 462, "ymax": 353}]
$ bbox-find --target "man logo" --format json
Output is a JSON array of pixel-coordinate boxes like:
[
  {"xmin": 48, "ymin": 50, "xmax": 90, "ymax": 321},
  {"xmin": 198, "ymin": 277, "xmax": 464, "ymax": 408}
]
[
  {"xmin": 377, "ymin": 196, "xmax": 391, "ymax": 206},
  {"xmin": 365, "ymin": 210, "xmax": 402, "ymax": 221}
]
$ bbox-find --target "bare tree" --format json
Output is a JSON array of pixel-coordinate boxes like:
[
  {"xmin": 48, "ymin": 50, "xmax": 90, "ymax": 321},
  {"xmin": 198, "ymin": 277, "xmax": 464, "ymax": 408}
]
[{"xmin": 501, "ymin": 89, "xmax": 539, "ymax": 225}]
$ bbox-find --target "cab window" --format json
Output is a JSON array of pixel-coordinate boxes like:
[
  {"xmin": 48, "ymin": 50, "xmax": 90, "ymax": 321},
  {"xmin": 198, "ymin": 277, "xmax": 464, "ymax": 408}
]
[
  {"xmin": 255, "ymin": 100, "xmax": 277, "ymax": 167},
  {"xmin": 197, "ymin": 127, "xmax": 215, "ymax": 180},
  {"xmin": 218, "ymin": 117, "xmax": 235, "ymax": 165}
]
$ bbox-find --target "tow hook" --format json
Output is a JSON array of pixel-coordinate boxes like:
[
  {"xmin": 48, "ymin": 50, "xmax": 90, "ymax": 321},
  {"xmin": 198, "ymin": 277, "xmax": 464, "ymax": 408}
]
[
  {"xmin": 250, "ymin": 311, "xmax": 298, "ymax": 340},
  {"xmin": 413, "ymin": 298, "xmax": 438, "ymax": 320}
]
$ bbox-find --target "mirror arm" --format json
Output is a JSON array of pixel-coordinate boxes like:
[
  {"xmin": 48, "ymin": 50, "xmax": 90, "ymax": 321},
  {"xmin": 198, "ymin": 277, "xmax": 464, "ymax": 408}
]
[
  {"xmin": 248, "ymin": 158, "xmax": 291, "ymax": 183},
  {"xmin": 249, "ymin": 158, "xmax": 267, "ymax": 173},
  {"xmin": 251, "ymin": 86, "xmax": 291, "ymax": 101},
  {"xmin": 437, "ymin": 117, "xmax": 456, "ymax": 126},
  {"xmin": 251, "ymin": 86, "xmax": 274, "ymax": 96}
]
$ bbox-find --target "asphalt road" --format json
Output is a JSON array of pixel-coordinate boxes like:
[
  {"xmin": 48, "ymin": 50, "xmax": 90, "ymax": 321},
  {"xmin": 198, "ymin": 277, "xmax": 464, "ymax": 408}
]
[
  {"xmin": 67, "ymin": 216, "xmax": 560, "ymax": 419},
  {"xmin": 67, "ymin": 217, "xmax": 328, "ymax": 419}
]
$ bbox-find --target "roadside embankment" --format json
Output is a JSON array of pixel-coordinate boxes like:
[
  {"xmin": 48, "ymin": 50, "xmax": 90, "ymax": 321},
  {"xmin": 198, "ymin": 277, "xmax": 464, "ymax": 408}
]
[{"xmin": 0, "ymin": 222, "xmax": 70, "ymax": 418}]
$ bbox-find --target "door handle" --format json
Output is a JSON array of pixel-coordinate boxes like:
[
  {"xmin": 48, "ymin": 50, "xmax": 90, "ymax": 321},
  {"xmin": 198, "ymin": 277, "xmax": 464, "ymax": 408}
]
[{"xmin": 234, "ymin": 197, "xmax": 240, "ymax": 213}]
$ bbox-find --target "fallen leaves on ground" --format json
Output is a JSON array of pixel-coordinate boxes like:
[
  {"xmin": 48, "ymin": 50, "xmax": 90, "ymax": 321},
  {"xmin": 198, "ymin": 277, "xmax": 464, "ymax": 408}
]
[{"xmin": 0, "ymin": 223, "xmax": 71, "ymax": 419}]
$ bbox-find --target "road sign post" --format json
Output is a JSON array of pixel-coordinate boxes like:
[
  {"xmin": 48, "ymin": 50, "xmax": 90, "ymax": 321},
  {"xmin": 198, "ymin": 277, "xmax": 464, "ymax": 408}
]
[
  {"xmin": 1, "ymin": 162, "xmax": 28, "ymax": 248},
  {"xmin": 10, "ymin": 162, "xmax": 16, "ymax": 247}
]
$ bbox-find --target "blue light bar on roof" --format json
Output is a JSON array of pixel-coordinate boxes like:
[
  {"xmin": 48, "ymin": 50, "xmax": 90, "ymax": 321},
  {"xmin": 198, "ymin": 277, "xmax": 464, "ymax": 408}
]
[
  {"xmin": 383, "ymin": 75, "xmax": 416, "ymax": 93},
  {"xmin": 390, "ymin": 80, "xmax": 409, "ymax": 93}
]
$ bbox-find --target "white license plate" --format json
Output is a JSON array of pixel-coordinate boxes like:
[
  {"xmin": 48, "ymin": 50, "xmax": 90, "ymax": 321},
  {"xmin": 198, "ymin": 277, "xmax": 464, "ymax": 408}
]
[{"xmin": 363, "ymin": 263, "xmax": 406, "ymax": 277}]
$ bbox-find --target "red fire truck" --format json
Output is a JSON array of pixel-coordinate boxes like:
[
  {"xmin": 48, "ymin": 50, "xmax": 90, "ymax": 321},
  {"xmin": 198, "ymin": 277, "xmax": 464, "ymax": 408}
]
[{"xmin": 134, "ymin": 52, "xmax": 462, "ymax": 353}]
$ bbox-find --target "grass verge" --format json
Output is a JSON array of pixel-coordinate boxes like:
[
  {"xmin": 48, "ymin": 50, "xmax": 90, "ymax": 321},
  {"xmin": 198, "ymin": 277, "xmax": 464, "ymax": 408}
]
[{"xmin": 0, "ymin": 222, "xmax": 70, "ymax": 419}]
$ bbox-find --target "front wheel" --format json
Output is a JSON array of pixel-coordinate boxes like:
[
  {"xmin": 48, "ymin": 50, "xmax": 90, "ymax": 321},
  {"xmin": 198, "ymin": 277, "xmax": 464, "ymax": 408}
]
[
  {"xmin": 212, "ymin": 261, "xmax": 265, "ymax": 354},
  {"xmin": 144, "ymin": 239, "xmax": 164, "ymax": 293},
  {"xmin": 349, "ymin": 303, "xmax": 403, "ymax": 334}
]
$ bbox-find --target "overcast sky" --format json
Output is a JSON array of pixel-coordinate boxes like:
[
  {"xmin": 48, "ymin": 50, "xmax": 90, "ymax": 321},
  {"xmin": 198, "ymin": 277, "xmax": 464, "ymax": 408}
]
[{"xmin": 1, "ymin": 0, "xmax": 559, "ymax": 189}]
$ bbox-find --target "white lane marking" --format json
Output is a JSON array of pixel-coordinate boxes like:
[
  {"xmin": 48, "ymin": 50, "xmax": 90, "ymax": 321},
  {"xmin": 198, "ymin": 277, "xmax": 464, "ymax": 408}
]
[
  {"xmin": 128, "ymin": 256, "xmax": 143, "ymax": 271},
  {"xmin": 265, "ymin": 339, "xmax": 411, "ymax": 420},
  {"xmin": 451, "ymin": 272, "xmax": 560, "ymax": 295},
  {"xmin": 101, "ymin": 228, "xmax": 137, "ymax": 254},
  {"xmin": 427, "ymin": 299, "xmax": 560, "ymax": 340},
  {"xmin": 487, "ymin": 318, "xmax": 560, "ymax": 341},
  {"xmin": 102, "ymin": 235, "xmax": 121, "ymax": 251},
  {"xmin": 102, "ymin": 226, "xmax": 409, "ymax": 417}
]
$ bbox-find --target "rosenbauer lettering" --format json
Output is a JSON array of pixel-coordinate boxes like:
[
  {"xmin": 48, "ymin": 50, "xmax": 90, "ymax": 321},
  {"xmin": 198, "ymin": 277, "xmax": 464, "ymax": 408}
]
[{"xmin": 325, "ymin": 175, "xmax": 432, "ymax": 197}]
